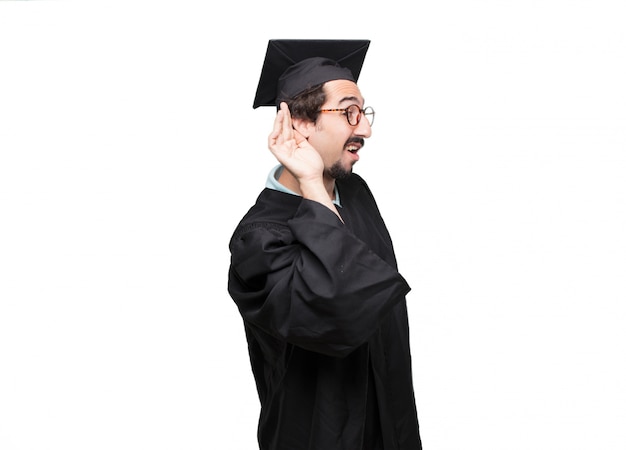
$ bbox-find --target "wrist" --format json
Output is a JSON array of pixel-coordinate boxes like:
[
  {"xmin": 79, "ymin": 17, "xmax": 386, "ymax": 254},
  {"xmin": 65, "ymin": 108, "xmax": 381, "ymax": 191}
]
[{"xmin": 298, "ymin": 179, "xmax": 328, "ymax": 201}]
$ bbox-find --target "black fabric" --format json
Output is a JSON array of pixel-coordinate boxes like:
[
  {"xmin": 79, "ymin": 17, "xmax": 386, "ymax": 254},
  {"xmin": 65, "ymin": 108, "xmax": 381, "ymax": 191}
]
[
  {"xmin": 228, "ymin": 173, "xmax": 422, "ymax": 450},
  {"xmin": 253, "ymin": 39, "xmax": 370, "ymax": 108},
  {"xmin": 276, "ymin": 57, "xmax": 354, "ymax": 107}
]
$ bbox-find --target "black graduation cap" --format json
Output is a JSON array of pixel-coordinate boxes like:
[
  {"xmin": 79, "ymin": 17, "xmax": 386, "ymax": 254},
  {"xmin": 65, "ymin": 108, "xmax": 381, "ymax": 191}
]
[{"xmin": 253, "ymin": 39, "xmax": 371, "ymax": 109}]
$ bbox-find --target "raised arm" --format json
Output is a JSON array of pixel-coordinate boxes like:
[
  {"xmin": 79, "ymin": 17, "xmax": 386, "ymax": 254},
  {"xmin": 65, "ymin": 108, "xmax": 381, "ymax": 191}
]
[{"xmin": 268, "ymin": 102, "xmax": 342, "ymax": 221}]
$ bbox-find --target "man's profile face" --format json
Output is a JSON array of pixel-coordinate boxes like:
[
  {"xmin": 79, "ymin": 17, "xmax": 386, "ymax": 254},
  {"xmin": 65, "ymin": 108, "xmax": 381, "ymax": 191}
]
[{"xmin": 307, "ymin": 79, "xmax": 372, "ymax": 181}]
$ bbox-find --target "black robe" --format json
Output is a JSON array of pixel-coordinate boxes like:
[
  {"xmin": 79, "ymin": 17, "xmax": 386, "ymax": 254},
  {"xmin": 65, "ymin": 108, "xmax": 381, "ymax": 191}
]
[{"xmin": 228, "ymin": 173, "xmax": 422, "ymax": 450}]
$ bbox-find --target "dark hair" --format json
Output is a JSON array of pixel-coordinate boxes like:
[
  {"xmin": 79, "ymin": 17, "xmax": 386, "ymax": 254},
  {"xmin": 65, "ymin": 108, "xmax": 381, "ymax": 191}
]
[{"xmin": 285, "ymin": 83, "xmax": 326, "ymax": 123}]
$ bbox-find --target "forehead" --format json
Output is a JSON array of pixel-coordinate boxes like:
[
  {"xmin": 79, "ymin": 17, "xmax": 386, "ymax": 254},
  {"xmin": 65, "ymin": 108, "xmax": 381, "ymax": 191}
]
[{"xmin": 322, "ymin": 79, "xmax": 364, "ymax": 107}]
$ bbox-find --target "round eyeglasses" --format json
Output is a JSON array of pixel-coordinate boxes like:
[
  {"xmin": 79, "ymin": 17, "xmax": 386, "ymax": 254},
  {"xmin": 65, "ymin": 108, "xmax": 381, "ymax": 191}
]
[{"xmin": 318, "ymin": 105, "xmax": 375, "ymax": 126}]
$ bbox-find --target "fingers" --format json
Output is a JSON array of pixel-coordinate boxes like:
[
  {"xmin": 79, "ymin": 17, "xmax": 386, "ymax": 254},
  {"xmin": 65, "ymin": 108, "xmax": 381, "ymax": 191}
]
[
  {"xmin": 280, "ymin": 102, "xmax": 293, "ymax": 142},
  {"xmin": 269, "ymin": 102, "xmax": 294, "ymax": 148},
  {"xmin": 269, "ymin": 109, "xmax": 283, "ymax": 146}
]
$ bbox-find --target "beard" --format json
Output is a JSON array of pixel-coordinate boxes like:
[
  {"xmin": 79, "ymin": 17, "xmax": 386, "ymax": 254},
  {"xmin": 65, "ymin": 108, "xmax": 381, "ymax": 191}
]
[
  {"xmin": 324, "ymin": 137, "xmax": 363, "ymax": 180},
  {"xmin": 326, "ymin": 160, "xmax": 353, "ymax": 180}
]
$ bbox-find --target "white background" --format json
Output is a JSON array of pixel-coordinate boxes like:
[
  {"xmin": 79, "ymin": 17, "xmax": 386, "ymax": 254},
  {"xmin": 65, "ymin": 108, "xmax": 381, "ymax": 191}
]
[{"xmin": 1, "ymin": 1, "xmax": 624, "ymax": 449}]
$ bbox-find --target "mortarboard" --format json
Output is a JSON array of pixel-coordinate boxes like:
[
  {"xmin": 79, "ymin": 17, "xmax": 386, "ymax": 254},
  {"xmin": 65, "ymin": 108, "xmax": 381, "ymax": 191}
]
[{"xmin": 253, "ymin": 39, "xmax": 371, "ymax": 109}]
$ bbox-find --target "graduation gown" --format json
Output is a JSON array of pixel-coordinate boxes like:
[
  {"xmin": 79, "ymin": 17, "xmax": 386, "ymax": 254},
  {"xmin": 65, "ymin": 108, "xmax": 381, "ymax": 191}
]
[{"xmin": 228, "ymin": 173, "xmax": 422, "ymax": 450}]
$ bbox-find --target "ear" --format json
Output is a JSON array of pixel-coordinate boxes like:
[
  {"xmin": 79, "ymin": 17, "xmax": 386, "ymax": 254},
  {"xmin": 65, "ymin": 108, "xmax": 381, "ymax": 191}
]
[{"xmin": 292, "ymin": 117, "xmax": 315, "ymax": 139}]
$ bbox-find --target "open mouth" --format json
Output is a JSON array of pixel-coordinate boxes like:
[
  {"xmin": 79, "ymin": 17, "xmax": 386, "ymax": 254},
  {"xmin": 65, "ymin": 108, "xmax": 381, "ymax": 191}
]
[{"xmin": 345, "ymin": 138, "xmax": 364, "ymax": 154}]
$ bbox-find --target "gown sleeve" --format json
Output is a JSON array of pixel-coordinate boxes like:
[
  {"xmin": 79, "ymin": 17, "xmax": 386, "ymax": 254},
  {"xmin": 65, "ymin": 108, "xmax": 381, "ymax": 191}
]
[{"xmin": 228, "ymin": 198, "xmax": 411, "ymax": 358}]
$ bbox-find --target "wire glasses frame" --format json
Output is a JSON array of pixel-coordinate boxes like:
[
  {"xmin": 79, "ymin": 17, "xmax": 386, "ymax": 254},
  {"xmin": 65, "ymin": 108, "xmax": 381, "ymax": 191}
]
[{"xmin": 318, "ymin": 105, "xmax": 375, "ymax": 126}]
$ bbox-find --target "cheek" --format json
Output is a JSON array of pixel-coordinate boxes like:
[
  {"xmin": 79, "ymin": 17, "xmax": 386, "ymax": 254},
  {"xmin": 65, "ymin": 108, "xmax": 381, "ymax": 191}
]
[{"xmin": 311, "ymin": 123, "xmax": 350, "ymax": 158}]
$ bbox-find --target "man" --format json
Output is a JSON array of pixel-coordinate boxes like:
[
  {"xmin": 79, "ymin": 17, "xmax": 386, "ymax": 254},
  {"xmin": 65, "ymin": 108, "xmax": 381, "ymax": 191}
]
[{"xmin": 228, "ymin": 39, "xmax": 422, "ymax": 450}]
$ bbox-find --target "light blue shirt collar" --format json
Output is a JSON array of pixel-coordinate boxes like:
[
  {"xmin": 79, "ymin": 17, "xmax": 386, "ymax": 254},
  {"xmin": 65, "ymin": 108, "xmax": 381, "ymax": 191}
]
[{"xmin": 265, "ymin": 165, "xmax": 342, "ymax": 207}]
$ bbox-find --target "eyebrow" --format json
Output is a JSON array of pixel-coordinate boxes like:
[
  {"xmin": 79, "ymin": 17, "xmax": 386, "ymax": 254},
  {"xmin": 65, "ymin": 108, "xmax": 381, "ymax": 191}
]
[{"xmin": 337, "ymin": 95, "xmax": 363, "ymax": 106}]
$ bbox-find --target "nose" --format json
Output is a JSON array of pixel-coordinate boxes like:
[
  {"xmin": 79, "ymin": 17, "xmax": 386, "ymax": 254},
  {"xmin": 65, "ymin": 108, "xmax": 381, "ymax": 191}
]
[{"xmin": 355, "ymin": 116, "xmax": 372, "ymax": 138}]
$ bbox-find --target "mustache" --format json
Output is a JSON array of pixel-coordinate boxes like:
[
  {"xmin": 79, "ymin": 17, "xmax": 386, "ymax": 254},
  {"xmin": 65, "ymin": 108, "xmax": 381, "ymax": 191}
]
[{"xmin": 345, "ymin": 137, "xmax": 365, "ymax": 148}]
